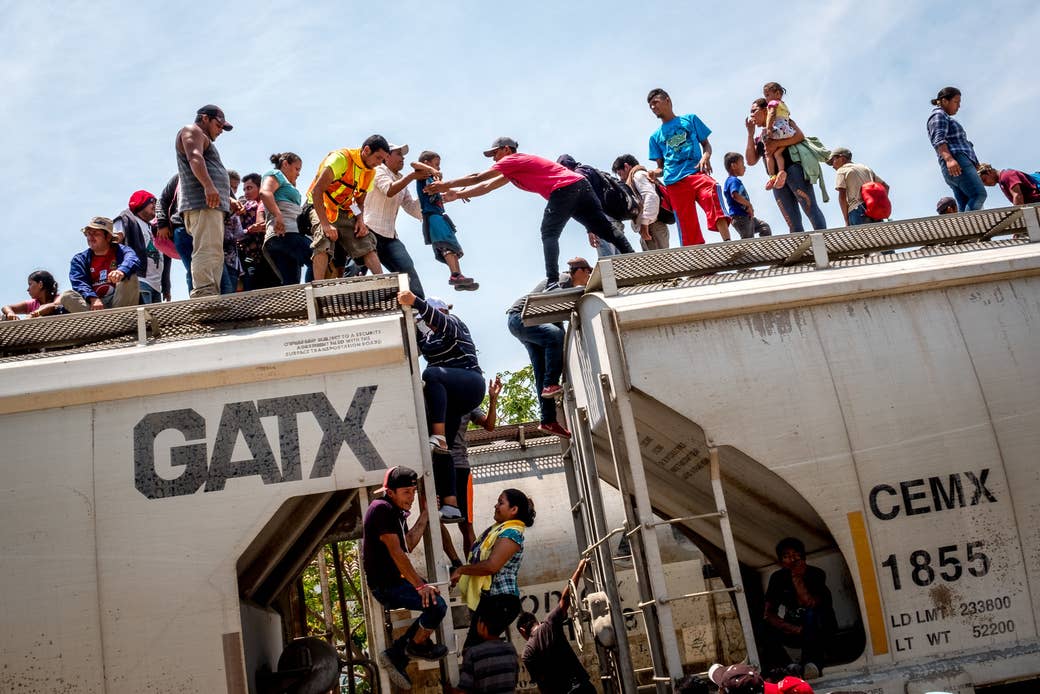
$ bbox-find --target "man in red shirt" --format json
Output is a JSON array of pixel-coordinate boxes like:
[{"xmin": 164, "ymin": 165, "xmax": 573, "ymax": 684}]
[
  {"xmin": 976, "ymin": 163, "xmax": 1040, "ymax": 205},
  {"xmin": 59, "ymin": 216, "xmax": 141, "ymax": 313},
  {"xmin": 425, "ymin": 137, "xmax": 635, "ymax": 290}
]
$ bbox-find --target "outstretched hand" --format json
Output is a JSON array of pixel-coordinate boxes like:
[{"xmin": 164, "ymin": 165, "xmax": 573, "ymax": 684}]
[
  {"xmin": 488, "ymin": 375, "xmax": 502, "ymax": 398},
  {"xmin": 424, "ymin": 180, "xmax": 449, "ymax": 194},
  {"xmin": 397, "ymin": 290, "xmax": 417, "ymax": 307}
]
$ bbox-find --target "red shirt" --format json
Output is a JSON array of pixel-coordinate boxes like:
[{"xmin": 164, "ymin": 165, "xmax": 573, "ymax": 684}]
[
  {"xmin": 766, "ymin": 676, "xmax": 814, "ymax": 693},
  {"xmin": 491, "ymin": 152, "xmax": 583, "ymax": 200},
  {"xmin": 998, "ymin": 169, "xmax": 1040, "ymax": 204},
  {"xmin": 90, "ymin": 249, "xmax": 118, "ymax": 297}
]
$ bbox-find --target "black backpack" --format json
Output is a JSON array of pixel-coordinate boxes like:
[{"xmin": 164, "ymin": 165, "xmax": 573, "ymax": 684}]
[
  {"xmin": 652, "ymin": 179, "xmax": 676, "ymax": 225},
  {"xmin": 578, "ymin": 165, "xmax": 640, "ymax": 221}
]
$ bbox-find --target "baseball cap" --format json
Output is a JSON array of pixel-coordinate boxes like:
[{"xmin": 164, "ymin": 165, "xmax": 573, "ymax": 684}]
[
  {"xmin": 425, "ymin": 296, "xmax": 452, "ymax": 312},
  {"xmin": 709, "ymin": 664, "xmax": 764, "ymax": 693},
  {"xmin": 196, "ymin": 104, "xmax": 233, "ymax": 131},
  {"xmin": 767, "ymin": 676, "xmax": 814, "ymax": 694},
  {"xmin": 376, "ymin": 466, "xmax": 419, "ymax": 494},
  {"xmin": 936, "ymin": 196, "xmax": 957, "ymax": 213},
  {"xmin": 82, "ymin": 216, "xmax": 114, "ymax": 236},
  {"xmin": 388, "ymin": 143, "xmax": 409, "ymax": 155},
  {"xmin": 556, "ymin": 154, "xmax": 579, "ymax": 170},
  {"xmin": 128, "ymin": 190, "xmax": 156, "ymax": 213},
  {"xmin": 483, "ymin": 136, "xmax": 518, "ymax": 157},
  {"xmin": 827, "ymin": 147, "xmax": 852, "ymax": 164},
  {"xmin": 567, "ymin": 256, "xmax": 593, "ymax": 272}
]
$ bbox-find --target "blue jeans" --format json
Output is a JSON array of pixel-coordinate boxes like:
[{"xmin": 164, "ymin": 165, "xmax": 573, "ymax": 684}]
[
  {"xmin": 773, "ymin": 163, "xmax": 827, "ymax": 233},
  {"xmin": 508, "ymin": 312, "xmax": 563, "ymax": 425},
  {"xmin": 847, "ymin": 204, "xmax": 879, "ymax": 226},
  {"xmin": 371, "ymin": 578, "xmax": 447, "ymax": 653},
  {"xmin": 940, "ymin": 152, "xmax": 987, "ymax": 211},
  {"xmin": 139, "ymin": 283, "xmax": 162, "ymax": 304},
  {"xmin": 376, "ymin": 234, "xmax": 425, "ymax": 298},
  {"xmin": 265, "ymin": 233, "xmax": 313, "ymax": 285},
  {"xmin": 174, "ymin": 226, "xmax": 232, "ymax": 292},
  {"xmin": 222, "ymin": 265, "xmax": 239, "ymax": 294}
]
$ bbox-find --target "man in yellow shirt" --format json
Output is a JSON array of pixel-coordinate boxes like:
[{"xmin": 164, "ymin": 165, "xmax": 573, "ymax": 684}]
[{"xmin": 306, "ymin": 135, "xmax": 391, "ymax": 280}]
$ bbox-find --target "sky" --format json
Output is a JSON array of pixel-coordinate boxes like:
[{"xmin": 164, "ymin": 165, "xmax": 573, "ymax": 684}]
[{"xmin": 2, "ymin": 0, "xmax": 1038, "ymax": 375}]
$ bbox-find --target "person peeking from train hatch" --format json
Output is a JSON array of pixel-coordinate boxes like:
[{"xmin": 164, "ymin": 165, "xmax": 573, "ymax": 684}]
[
  {"xmin": 517, "ymin": 558, "xmax": 595, "ymax": 694},
  {"xmin": 398, "ymin": 291, "xmax": 486, "ymax": 524},
  {"xmin": 761, "ymin": 537, "xmax": 836, "ymax": 680},
  {"xmin": 452, "ymin": 488, "xmax": 535, "ymax": 652},
  {"xmin": 440, "ymin": 376, "xmax": 501, "ymax": 571},
  {"xmin": 362, "ymin": 466, "xmax": 448, "ymax": 691}
]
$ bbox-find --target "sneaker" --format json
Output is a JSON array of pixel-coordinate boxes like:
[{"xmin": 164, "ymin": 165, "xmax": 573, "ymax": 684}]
[
  {"xmin": 538, "ymin": 422, "xmax": 571, "ymax": 439},
  {"xmin": 377, "ymin": 648, "xmax": 411, "ymax": 690},
  {"xmin": 802, "ymin": 663, "xmax": 820, "ymax": 680},
  {"xmin": 429, "ymin": 434, "xmax": 449, "ymax": 453},
  {"xmin": 540, "ymin": 384, "xmax": 563, "ymax": 399},
  {"xmin": 440, "ymin": 504, "xmax": 463, "ymax": 523},
  {"xmin": 542, "ymin": 281, "xmax": 560, "ymax": 292},
  {"xmin": 405, "ymin": 639, "xmax": 449, "ymax": 661},
  {"xmin": 453, "ymin": 281, "xmax": 479, "ymax": 291},
  {"xmin": 448, "ymin": 273, "xmax": 475, "ymax": 286}
]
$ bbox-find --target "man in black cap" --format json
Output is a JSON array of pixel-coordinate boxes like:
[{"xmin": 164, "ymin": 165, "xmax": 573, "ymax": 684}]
[
  {"xmin": 175, "ymin": 104, "xmax": 232, "ymax": 297},
  {"xmin": 362, "ymin": 466, "xmax": 449, "ymax": 690},
  {"xmin": 936, "ymin": 196, "xmax": 958, "ymax": 215},
  {"xmin": 424, "ymin": 137, "xmax": 634, "ymax": 291}
]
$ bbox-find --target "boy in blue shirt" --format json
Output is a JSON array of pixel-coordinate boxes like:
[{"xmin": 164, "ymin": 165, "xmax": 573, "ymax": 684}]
[
  {"xmin": 723, "ymin": 153, "xmax": 772, "ymax": 239},
  {"xmin": 416, "ymin": 150, "xmax": 478, "ymax": 291}
]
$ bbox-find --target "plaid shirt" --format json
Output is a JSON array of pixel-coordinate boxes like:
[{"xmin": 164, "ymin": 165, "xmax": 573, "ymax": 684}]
[
  {"xmin": 927, "ymin": 107, "xmax": 977, "ymax": 164},
  {"xmin": 470, "ymin": 526, "xmax": 524, "ymax": 596}
]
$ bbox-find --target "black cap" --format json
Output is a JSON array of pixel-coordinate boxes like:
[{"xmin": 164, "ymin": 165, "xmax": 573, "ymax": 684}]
[
  {"xmin": 377, "ymin": 466, "xmax": 419, "ymax": 494},
  {"xmin": 196, "ymin": 104, "xmax": 233, "ymax": 131}
]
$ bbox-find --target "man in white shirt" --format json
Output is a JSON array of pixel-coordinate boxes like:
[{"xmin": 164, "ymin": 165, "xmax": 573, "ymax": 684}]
[
  {"xmin": 613, "ymin": 154, "xmax": 670, "ymax": 251},
  {"xmin": 114, "ymin": 190, "xmax": 169, "ymax": 303},
  {"xmin": 363, "ymin": 144, "xmax": 436, "ymax": 298}
]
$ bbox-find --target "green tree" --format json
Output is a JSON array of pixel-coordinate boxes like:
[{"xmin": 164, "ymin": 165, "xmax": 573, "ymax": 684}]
[{"xmin": 484, "ymin": 366, "xmax": 540, "ymax": 424}]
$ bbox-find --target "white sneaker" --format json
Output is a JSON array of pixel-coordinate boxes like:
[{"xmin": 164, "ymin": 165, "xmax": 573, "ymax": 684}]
[
  {"xmin": 802, "ymin": 662, "xmax": 820, "ymax": 680},
  {"xmin": 440, "ymin": 505, "xmax": 463, "ymax": 524}
]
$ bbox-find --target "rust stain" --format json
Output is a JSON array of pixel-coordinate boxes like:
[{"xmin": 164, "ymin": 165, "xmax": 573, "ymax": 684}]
[{"xmin": 929, "ymin": 583, "xmax": 958, "ymax": 618}]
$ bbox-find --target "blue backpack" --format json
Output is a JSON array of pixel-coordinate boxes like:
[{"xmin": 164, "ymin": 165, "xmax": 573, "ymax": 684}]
[{"xmin": 1028, "ymin": 172, "xmax": 1040, "ymax": 193}]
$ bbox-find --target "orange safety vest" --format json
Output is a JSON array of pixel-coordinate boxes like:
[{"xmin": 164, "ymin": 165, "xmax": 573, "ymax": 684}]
[{"xmin": 310, "ymin": 148, "xmax": 376, "ymax": 223}]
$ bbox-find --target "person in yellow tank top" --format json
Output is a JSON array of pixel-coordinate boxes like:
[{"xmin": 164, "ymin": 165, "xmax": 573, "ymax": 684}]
[{"xmin": 305, "ymin": 134, "xmax": 390, "ymax": 280}]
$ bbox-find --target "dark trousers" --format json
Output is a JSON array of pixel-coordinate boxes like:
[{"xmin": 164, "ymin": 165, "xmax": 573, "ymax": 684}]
[
  {"xmin": 376, "ymin": 233, "xmax": 425, "ymax": 298},
  {"xmin": 541, "ymin": 179, "xmax": 634, "ymax": 286},
  {"xmin": 265, "ymin": 233, "xmax": 314, "ymax": 285},
  {"xmin": 507, "ymin": 312, "xmax": 562, "ymax": 424},
  {"xmin": 772, "ymin": 163, "xmax": 827, "ymax": 233},
  {"xmin": 423, "ymin": 366, "xmax": 485, "ymax": 498},
  {"xmin": 762, "ymin": 605, "xmax": 834, "ymax": 670},
  {"xmin": 371, "ymin": 578, "xmax": 448, "ymax": 655}
]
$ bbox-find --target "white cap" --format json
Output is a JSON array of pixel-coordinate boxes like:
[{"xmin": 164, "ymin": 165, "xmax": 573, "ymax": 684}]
[{"xmin": 388, "ymin": 143, "xmax": 409, "ymax": 155}]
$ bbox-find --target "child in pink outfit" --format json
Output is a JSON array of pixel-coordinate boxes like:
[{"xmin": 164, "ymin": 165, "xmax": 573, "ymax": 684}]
[{"xmin": 763, "ymin": 82, "xmax": 797, "ymax": 190}]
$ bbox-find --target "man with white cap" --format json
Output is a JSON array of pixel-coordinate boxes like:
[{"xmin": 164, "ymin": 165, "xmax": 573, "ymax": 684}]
[
  {"xmin": 364, "ymin": 143, "xmax": 439, "ymax": 298},
  {"xmin": 424, "ymin": 137, "xmax": 634, "ymax": 291},
  {"xmin": 362, "ymin": 465, "xmax": 449, "ymax": 690},
  {"xmin": 60, "ymin": 216, "xmax": 141, "ymax": 312}
]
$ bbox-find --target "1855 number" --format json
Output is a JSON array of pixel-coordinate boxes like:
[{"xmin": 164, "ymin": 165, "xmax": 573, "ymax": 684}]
[{"xmin": 881, "ymin": 541, "xmax": 989, "ymax": 590}]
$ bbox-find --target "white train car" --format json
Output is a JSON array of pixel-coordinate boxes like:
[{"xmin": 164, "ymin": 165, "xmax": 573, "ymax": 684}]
[{"xmin": 530, "ymin": 205, "xmax": 1040, "ymax": 693}]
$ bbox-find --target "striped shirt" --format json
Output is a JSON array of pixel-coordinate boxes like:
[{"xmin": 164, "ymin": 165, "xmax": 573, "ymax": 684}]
[
  {"xmin": 458, "ymin": 639, "xmax": 519, "ymax": 693},
  {"xmin": 414, "ymin": 297, "xmax": 481, "ymax": 371},
  {"xmin": 927, "ymin": 107, "xmax": 977, "ymax": 164}
]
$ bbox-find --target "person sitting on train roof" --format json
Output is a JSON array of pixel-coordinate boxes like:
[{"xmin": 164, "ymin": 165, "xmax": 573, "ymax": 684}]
[
  {"xmin": 59, "ymin": 216, "xmax": 141, "ymax": 313},
  {"xmin": 517, "ymin": 557, "xmax": 595, "ymax": 694},
  {"xmin": 362, "ymin": 466, "xmax": 449, "ymax": 691},
  {"xmin": 761, "ymin": 537, "xmax": 836, "ymax": 681},
  {"xmin": 709, "ymin": 663, "xmax": 814, "ymax": 693},
  {"xmin": 2, "ymin": 270, "xmax": 64, "ymax": 320},
  {"xmin": 976, "ymin": 163, "xmax": 1040, "ymax": 206}
]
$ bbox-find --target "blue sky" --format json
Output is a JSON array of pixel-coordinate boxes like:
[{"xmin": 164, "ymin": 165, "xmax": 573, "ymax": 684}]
[{"xmin": 3, "ymin": 1, "xmax": 1038, "ymax": 375}]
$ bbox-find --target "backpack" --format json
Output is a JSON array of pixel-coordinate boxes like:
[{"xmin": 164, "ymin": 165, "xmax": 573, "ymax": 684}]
[
  {"xmin": 860, "ymin": 181, "xmax": 891, "ymax": 221},
  {"xmin": 1028, "ymin": 172, "xmax": 1040, "ymax": 194},
  {"xmin": 578, "ymin": 165, "xmax": 640, "ymax": 221},
  {"xmin": 652, "ymin": 179, "xmax": 676, "ymax": 225}
]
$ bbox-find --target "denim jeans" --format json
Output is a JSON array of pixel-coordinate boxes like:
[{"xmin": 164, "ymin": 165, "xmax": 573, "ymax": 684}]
[
  {"xmin": 139, "ymin": 283, "xmax": 163, "ymax": 304},
  {"xmin": 508, "ymin": 312, "xmax": 563, "ymax": 425},
  {"xmin": 265, "ymin": 233, "xmax": 313, "ymax": 285},
  {"xmin": 174, "ymin": 226, "xmax": 231, "ymax": 292},
  {"xmin": 772, "ymin": 163, "xmax": 827, "ymax": 233},
  {"xmin": 940, "ymin": 152, "xmax": 987, "ymax": 211},
  {"xmin": 541, "ymin": 179, "xmax": 634, "ymax": 286},
  {"xmin": 376, "ymin": 234, "xmax": 425, "ymax": 298},
  {"xmin": 847, "ymin": 204, "xmax": 882, "ymax": 226},
  {"xmin": 222, "ymin": 265, "xmax": 239, "ymax": 294},
  {"xmin": 371, "ymin": 577, "xmax": 448, "ymax": 654}
]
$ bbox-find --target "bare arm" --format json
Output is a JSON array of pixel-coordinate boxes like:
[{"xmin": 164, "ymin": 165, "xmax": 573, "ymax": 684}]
[
  {"xmin": 698, "ymin": 138, "xmax": 714, "ymax": 175},
  {"xmin": 649, "ymin": 157, "xmax": 665, "ymax": 182},
  {"xmin": 404, "ymin": 501, "xmax": 429, "ymax": 552},
  {"xmin": 559, "ymin": 558, "xmax": 589, "ymax": 612},
  {"xmin": 472, "ymin": 376, "xmax": 502, "ymax": 431},
  {"xmin": 454, "ymin": 174, "xmax": 510, "ymax": 200},
  {"xmin": 838, "ymin": 188, "xmax": 850, "ymax": 226},
  {"xmin": 730, "ymin": 190, "xmax": 753, "ymax": 216},
  {"xmin": 386, "ymin": 162, "xmax": 437, "ymax": 198},
  {"xmin": 764, "ymin": 120, "xmax": 805, "ymax": 156},
  {"xmin": 177, "ymin": 126, "xmax": 219, "ymax": 208},
  {"xmin": 427, "ymin": 167, "xmax": 502, "ymax": 194},
  {"xmin": 259, "ymin": 175, "xmax": 284, "ymax": 235},
  {"xmin": 309, "ymin": 167, "xmax": 339, "ymax": 241},
  {"xmin": 744, "ymin": 117, "xmax": 762, "ymax": 166},
  {"xmin": 1010, "ymin": 184, "xmax": 1026, "ymax": 206},
  {"xmin": 450, "ymin": 537, "xmax": 520, "ymax": 583},
  {"xmin": 2, "ymin": 301, "xmax": 30, "ymax": 319}
]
